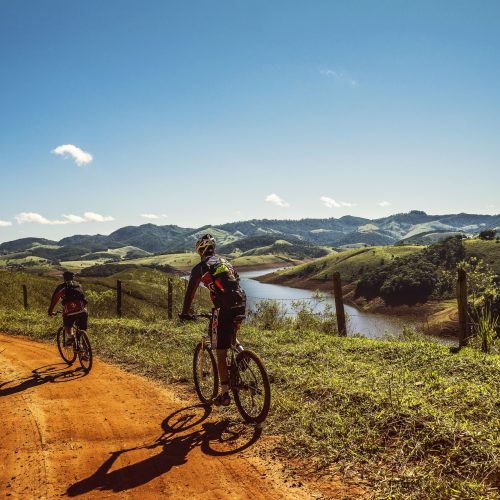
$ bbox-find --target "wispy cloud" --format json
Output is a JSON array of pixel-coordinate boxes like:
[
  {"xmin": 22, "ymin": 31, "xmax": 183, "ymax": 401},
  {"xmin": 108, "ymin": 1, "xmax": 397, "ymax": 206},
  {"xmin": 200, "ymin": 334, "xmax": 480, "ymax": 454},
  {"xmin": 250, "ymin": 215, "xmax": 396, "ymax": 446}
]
[
  {"xmin": 379, "ymin": 201, "xmax": 392, "ymax": 207},
  {"xmin": 320, "ymin": 196, "xmax": 356, "ymax": 208},
  {"xmin": 320, "ymin": 68, "xmax": 358, "ymax": 87},
  {"xmin": 82, "ymin": 211, "xmax": 114, "ymax": 222},
  {"xmin": 15, "ymin": 212, "xmax": 114, "ymax": 225},
  {"xmin": 52, "ymin": 144, "xmax": 93, "ymax": 166},
  {"xmin": 265, "ymin": 193, "xmax": 290, "ymax": 208},
  {"xmin": 0, "ymin": 220, "xmax": 12, "ymax": 227},
  {"xmin": 141, "ymin": 213, "xmax": 169, "ymax": 220}
]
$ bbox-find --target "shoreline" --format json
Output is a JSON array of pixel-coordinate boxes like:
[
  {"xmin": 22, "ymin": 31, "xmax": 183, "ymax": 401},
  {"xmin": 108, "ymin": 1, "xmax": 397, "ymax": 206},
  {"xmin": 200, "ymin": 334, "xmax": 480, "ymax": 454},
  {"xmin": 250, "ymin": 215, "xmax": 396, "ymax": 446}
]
[{"xmin": 257, "ymin": 271, "xmax": 460, "ymax": 339}]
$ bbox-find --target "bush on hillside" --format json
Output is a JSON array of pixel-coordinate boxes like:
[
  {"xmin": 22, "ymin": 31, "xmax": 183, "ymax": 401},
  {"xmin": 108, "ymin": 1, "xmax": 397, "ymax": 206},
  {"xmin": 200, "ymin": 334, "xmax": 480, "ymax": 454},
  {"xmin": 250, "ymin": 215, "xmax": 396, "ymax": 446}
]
[
  {"xmin": 478, "ymin": 229, "xmax": 497, "ymax": 240},
  {"xmin": 355, "ymin": 237, "xmax": 465, "ymax": 305}
]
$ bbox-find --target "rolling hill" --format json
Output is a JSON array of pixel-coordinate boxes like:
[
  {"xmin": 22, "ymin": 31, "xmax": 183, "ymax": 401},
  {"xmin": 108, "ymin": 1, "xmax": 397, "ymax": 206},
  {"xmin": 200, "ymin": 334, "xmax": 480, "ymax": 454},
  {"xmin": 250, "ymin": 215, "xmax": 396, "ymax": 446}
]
[{"xmin": 0, "ymin": 211, "xmax": 499, "ymax": 272}]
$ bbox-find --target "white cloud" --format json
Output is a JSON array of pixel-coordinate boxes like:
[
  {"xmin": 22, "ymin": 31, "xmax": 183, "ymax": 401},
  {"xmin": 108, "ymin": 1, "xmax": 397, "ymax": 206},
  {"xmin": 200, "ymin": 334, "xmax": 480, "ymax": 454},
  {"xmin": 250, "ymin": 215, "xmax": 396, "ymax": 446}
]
[
  {"xmin": 265, "ymin": 194, "xmax": 290, "ymax": 208},
  {"xmin": 320, "ymin": 68, "xmax": 359, "ymax": 87},
  {"xmin": 320, "ymin": 196, "xmax": 356, "ymax": 208},
  {"xmin": 63, "ymin": 214, "xmax": 87, "ymax": 223},
  {"xmin": 52, "ymin": 144, "xmax": 93, "ymax": 166},
  {"xmin": 141, "ymin": 213, "xmax": 169, "ymax": 220},
  {"xmin": 379, "ymin": 201, "xmax": 391, "ymax": 207},
  {"xmin": 320, "ymin": 69, "xmax": 339, "ymax": 78},
  {"xmin": 15, "ymin": 211, "xmax": 113, "ymax": 225},
  {"xmin": 82, "ymin": 212, "xmax": 114, "ymax": 222},
  {"xmin": 320, "ymin": 196, "xmax": 341, "ymax": 208},
  {"xmin": 15, "ymin": 212, "xmax": 68, "ymax": 225},
  {"xmin": 0, "ymin": 220, "xmax": 12, "ymax": 227}
]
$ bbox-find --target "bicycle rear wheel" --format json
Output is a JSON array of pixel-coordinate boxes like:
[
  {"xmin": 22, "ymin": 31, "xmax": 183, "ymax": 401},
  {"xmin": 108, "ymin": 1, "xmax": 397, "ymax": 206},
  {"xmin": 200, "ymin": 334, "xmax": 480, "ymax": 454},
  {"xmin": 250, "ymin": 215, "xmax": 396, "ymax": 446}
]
[
  {"xmin": 231, "ymin": 349, "xmax": 271, "ymax": 424},
  {"xmin": 77, "ymin": 330, "xmax": 93, "ymax": 373},
  {"xmin": 56, "ymin": 327, "xmax": 77, "ymax": 365},
  {"xmin": 193, "ymin": 341, "xmax": 218, "ymax": 404}
]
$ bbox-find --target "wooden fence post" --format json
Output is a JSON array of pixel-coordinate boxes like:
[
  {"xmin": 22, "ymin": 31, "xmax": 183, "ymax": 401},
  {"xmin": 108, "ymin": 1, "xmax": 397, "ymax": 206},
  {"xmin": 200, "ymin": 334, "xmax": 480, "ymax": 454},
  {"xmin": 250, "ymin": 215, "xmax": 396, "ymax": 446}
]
[
  {"xmin": 116, "ymin": 280, "xmax": 122, "ymax": 317},
  {"xmin": 167, "ymin": 278, "xmax": 173, "ymax": 319},
  {"xmin": 333, "ymin": 272, "xmax": 347, "ymax": 336},
  {"xmin": 457, "ymin": 269, "xmax": 468, "ymax": 348},
  {"xmin": 22, "ymin": 284, "xmax": 28, "ymax": 310}
]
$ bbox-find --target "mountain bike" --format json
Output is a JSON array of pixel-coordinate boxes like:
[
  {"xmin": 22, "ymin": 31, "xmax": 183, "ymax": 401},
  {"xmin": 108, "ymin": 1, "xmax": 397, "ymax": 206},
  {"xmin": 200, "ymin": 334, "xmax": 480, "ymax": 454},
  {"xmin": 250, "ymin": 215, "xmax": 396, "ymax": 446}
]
[
  {"xmin": 53, "ymin": 311, "xmax": 93, "ymax": 373},
  {"xmin": 189, "ymin": 312, "xmax": 271, "ymax": 424}
]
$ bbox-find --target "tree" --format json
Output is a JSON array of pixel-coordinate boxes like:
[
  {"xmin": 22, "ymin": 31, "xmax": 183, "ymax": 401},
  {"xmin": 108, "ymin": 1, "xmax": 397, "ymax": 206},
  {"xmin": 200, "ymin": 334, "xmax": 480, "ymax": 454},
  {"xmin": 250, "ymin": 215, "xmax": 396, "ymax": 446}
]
[{"xmin": 478, "ymin": 229, "xmax": 496, "ymax": 240}]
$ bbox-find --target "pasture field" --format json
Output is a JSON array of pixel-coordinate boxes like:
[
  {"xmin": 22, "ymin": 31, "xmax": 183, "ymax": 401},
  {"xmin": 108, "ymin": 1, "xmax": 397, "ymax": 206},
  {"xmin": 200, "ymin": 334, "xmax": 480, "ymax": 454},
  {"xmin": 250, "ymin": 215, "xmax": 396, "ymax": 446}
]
[
  {"xmin": 465, "ymin": 238, "xmax": 500, "ymax": 275},
  {"xmin": 277, "ymin": 245, "xmax": 423, "ymax": 283}
]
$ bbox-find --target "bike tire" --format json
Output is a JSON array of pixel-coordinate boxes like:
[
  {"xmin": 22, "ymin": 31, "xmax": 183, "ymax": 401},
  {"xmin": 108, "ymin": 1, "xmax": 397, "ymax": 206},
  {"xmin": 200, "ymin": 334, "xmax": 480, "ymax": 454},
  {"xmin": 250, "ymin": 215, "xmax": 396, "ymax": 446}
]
[
  {"xmin": 231, "ymin": 349, "xmax": 271, "ymax": 424},
  {"xmin": 77, "ymin": 330, "xmax": 93, "ymax": 373},
  {"xmin": 193, "ymin": 341, "xmax": 218, "ymax": 404},
  {"xmin": 56, "ymin": 327, "xmax": 77, "ymax": 365}
]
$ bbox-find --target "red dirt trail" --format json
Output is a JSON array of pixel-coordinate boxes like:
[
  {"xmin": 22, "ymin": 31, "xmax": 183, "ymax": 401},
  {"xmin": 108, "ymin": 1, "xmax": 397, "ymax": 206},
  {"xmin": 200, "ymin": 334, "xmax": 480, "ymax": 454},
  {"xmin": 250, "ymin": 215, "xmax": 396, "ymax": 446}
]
[
  {"xmin": 0, "ymin": 333, "xmax": 303, "ymax": 499},
  {"xmin": 0, "ymin": 333, "xmax": 368, "ymax": 499}
]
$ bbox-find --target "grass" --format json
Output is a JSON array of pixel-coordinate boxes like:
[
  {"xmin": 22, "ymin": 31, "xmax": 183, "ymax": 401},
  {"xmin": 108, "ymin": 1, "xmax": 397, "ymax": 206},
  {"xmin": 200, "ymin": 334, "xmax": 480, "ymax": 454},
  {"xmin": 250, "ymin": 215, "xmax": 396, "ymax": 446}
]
[
  {"xmin": 231, "ymin": 254, "xmax": 296, "ymax": 267},
  {"xmin": 0, "ymin": 299, "xmax": 498, "ymax": 497},
  {"xmin": 277, "ymin": 245, "xmax": 423, "ymax": 283},
  {"xmin": 466, "ymin": 239, "xmax": 500, "ymax": 275},
  {"xmin": 0, "ymin": 268, "xmax": 212, "ymax": 320}
]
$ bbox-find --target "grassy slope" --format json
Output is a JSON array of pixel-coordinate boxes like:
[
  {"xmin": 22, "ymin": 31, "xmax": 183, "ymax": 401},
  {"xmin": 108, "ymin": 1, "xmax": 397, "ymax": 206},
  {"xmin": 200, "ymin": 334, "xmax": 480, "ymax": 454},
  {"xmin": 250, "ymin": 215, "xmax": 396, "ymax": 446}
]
[
  {"xmin": 0, "ymin": 268, "xmax": 211, "ymax": 320},
  {"xmin": 465, "ymin": 238, "xmax": 500, "ymax": 275},
  {"xmin": 274, "ymin": 245, "xmax": 423, "ymax": 284},
  {"xmin": 0, "ymin": 308, "xmax": 498, "ymax": 498}
]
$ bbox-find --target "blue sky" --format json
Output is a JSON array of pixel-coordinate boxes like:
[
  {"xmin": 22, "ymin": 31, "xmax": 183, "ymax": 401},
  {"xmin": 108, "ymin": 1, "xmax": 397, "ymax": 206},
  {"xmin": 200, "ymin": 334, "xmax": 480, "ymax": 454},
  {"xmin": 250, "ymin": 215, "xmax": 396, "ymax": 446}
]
[{"xmin": 1, "ymin": 0, "xmax": 499, "ymax": 243}]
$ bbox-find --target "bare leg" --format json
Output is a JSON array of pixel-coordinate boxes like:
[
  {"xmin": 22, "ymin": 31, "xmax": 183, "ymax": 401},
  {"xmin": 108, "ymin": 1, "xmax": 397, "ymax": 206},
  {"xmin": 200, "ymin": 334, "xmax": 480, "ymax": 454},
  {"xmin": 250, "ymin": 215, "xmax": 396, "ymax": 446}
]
[{"xmin": 216, "ymin": 348, "xmax": 229, "ymax": 393}]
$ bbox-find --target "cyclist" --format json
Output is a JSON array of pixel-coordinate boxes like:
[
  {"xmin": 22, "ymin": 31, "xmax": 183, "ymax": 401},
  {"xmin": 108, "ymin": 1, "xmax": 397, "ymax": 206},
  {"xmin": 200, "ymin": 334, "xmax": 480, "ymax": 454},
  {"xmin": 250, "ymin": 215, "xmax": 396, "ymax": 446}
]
[
  {"xmin": 180, "ymin": 234, "xmax": 246, "ymax": 406},
  {"xmin": 48, "ymin": 271, "xmax": 88, "ymax": 346}
]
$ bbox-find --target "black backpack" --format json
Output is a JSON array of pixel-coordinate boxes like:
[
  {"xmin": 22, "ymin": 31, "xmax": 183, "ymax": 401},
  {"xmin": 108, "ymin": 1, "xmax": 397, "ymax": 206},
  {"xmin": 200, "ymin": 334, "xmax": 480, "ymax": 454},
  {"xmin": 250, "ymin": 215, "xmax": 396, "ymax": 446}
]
[
  {"xmin": 207, "ymin": 257, "xmax": 247, "ymax": 314},
  {"xmin": 62, "ymin": 281, "xmax": 87, "ymax": 305}
]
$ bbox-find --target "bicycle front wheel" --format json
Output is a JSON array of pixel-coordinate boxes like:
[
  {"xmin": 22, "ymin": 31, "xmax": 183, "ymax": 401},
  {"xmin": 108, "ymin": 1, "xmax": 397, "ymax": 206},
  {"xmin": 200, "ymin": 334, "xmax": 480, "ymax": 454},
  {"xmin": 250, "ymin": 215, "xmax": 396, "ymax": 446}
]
[
  {"xmin": 231, "ymin": 349, "xmax": 271, "ymax": 424},
  {"xmin": 193, "ymin": 342, "xmax": 218, "ymax": 404},
  {"xmin": 77, "ymin": 331, "xmax": 93, "ymax": 373},
  {"xmin": 56, "ymin": 327, "xmax": 77, "ymax": 365}
]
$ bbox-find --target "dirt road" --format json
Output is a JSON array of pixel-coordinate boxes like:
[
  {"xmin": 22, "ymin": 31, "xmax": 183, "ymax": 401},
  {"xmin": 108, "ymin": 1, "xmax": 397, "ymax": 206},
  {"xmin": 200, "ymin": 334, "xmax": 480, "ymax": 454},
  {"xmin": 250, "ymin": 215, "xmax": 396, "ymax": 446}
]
[{"xmin": 0, "ymin": 333, "xmax": 312, "ymax": 499}]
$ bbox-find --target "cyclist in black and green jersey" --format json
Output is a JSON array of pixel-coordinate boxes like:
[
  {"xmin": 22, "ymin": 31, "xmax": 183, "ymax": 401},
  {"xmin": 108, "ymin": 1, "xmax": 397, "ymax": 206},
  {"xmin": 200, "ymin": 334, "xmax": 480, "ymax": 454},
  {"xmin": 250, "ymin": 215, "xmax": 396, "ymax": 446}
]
[{"xmin": 180, "ymin": 234, "xmax": 246, "ymax": 406}]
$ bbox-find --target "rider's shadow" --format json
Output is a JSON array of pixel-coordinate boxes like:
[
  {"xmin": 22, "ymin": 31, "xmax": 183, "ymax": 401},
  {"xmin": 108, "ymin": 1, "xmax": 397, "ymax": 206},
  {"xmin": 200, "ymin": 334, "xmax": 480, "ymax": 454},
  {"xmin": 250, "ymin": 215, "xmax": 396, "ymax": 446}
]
[
  {"xmin": 67, "ymin": 404, "xmax": 262, "ymax": 496},
  {"xmin": 0, "ymin": 363, "xmax": 85, "ymax": 397}
]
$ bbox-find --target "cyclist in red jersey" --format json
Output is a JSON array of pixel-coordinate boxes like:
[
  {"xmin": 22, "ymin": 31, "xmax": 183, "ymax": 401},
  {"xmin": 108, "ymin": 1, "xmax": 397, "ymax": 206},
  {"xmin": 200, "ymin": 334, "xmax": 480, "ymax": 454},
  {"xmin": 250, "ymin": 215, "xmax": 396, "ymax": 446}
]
[
  {"xmin": 48, "ymin": 271, "xmax": 88, "ymax": 345},
  {"xmin": 180, "ymin": 234, "xmax": 246, "ymax": 406}
]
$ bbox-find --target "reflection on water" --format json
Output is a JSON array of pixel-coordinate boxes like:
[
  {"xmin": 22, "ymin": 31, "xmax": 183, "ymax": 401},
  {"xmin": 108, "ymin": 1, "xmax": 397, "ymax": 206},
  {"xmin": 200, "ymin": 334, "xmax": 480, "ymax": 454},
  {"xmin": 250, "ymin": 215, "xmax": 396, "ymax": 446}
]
[{"xmin": 239, "ymin": 268, "xmax": 421, "ymax": 339}]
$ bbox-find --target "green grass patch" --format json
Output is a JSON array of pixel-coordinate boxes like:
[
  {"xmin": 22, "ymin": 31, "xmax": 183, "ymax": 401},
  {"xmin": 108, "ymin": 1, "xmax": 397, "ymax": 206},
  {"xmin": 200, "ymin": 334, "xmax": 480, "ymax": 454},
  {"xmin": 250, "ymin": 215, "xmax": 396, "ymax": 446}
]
[
  {"xmin": 466, "ymin": 239, "xmax": 500, "ymax": 276},
  {"xmin": 278, "ymin": 245, "xmax": 423, "ymax": 283},
  {"xmin": 0, "ymin": 305, "xmax": 498, "ymax": 498}
]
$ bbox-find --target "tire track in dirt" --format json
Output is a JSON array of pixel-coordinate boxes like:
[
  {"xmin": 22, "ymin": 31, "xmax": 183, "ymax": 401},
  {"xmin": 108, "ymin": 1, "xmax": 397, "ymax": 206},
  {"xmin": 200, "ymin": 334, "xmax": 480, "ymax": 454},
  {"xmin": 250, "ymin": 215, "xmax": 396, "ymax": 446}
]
[{"xmin": 0, "ymin": 333, "xmax": 316, "ymax": 499}]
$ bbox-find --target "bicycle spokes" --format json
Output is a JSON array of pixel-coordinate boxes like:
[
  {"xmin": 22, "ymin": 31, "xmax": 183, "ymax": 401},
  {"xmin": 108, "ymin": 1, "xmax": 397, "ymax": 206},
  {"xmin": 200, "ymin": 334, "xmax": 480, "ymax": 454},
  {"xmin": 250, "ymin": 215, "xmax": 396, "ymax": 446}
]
[{"xmin": 232, "ymin": 350, "xmax": 270, "ymax": 423}]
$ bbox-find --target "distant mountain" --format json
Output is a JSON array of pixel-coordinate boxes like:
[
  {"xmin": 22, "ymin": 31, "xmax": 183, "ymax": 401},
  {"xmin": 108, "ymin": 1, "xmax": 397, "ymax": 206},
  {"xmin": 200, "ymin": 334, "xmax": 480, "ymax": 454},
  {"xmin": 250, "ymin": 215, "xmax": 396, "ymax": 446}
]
[
  {"xmin": 1, "ymin": 211, "xmax": 499, "ymax": 264},
  {"xmin": 0, "ymin": 237, "xmax": 57, "ymax": 253}
]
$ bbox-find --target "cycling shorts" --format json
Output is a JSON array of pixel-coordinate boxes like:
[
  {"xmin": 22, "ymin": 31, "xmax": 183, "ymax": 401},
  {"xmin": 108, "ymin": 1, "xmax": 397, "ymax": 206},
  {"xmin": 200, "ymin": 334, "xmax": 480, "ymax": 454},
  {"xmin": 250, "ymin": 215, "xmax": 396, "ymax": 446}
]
[
  {"xmin": 63, "ymin": 311, "xmax": 88, "ymax": 331},
  {"xmin": 211, "ymin": 308, "xmax": 241, "ymax": 350}
]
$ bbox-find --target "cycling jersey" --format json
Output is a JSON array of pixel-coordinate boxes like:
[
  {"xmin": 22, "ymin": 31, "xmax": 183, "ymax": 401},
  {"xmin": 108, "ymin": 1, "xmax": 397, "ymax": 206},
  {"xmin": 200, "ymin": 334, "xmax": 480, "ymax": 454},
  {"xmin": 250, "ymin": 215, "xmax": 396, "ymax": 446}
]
[
  {"xmin": 181, "ymin": 255, "xmax": 245, "ymax": 313},
  {"xmin": 48, "ymin": 281, "xmax": 88, "ymax": 316}
]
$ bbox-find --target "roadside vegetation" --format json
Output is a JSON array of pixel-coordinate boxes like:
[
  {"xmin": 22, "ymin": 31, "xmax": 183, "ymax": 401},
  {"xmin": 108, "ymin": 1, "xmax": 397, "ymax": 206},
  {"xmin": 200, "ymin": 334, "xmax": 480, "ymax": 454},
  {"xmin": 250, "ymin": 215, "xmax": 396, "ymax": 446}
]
[{"xmin": 0, "ymin": 267, "xmax": 499, "ymax": 497}]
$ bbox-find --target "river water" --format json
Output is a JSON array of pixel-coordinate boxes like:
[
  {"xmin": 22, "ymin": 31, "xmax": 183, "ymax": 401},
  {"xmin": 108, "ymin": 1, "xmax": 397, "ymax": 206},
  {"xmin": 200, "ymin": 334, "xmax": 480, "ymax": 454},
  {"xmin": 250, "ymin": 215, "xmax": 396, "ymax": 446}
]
[{"xmin": 239, "ymin": 268, "xmax": 420, "ymax": 339}]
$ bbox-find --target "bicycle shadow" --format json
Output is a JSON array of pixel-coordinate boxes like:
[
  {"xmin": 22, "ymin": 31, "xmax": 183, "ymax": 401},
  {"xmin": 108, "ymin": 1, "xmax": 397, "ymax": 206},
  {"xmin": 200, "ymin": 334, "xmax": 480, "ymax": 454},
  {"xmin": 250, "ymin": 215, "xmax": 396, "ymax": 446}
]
[
  {"xmin": 0, "ymin": 363, "xmax": 86, "ymax": 397},
  {"xmin": 67, "ymin": 404, "xmax": 263, "ymax": 496}
]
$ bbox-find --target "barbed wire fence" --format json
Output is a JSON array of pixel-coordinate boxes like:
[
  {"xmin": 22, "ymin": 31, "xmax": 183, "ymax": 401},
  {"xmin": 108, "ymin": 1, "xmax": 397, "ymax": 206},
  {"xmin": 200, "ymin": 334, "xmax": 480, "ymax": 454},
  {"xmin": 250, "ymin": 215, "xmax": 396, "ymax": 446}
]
[{"xmin": 8, "ymin": 269, "xmax": 478, "ymax": 348}]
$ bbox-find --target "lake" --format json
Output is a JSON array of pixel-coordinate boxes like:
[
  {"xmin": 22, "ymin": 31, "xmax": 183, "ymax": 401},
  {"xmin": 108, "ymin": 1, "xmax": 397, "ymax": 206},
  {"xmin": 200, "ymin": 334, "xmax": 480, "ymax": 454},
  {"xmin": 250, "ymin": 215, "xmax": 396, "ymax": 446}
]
[{"xmin": 239, "ymin": 268, "xmax": 420, "ymax": 339}]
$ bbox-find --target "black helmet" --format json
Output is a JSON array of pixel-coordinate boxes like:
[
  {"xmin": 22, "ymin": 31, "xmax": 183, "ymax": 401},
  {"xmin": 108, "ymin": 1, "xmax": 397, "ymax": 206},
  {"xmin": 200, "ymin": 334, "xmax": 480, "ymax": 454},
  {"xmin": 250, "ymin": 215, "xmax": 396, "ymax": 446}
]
[
  {"xmin": 63, "ymin": 271, "xmax": 75, "ymax": 281},
  {"xmin": 195, "ymin": 233, "xmax": 216, "ymax": 257}
]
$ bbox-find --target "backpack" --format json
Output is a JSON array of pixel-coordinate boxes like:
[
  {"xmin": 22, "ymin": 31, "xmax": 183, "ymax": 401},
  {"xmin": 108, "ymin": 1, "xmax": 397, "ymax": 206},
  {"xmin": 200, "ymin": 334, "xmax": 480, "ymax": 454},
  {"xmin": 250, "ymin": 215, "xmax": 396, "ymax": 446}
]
[
  {"xmin": 206, "ymin": 257, "xmax": 247, "ymax": 314},
  {"xmin": 62, "ymin": 281, "xmax": 87, "ymax": 305}
]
